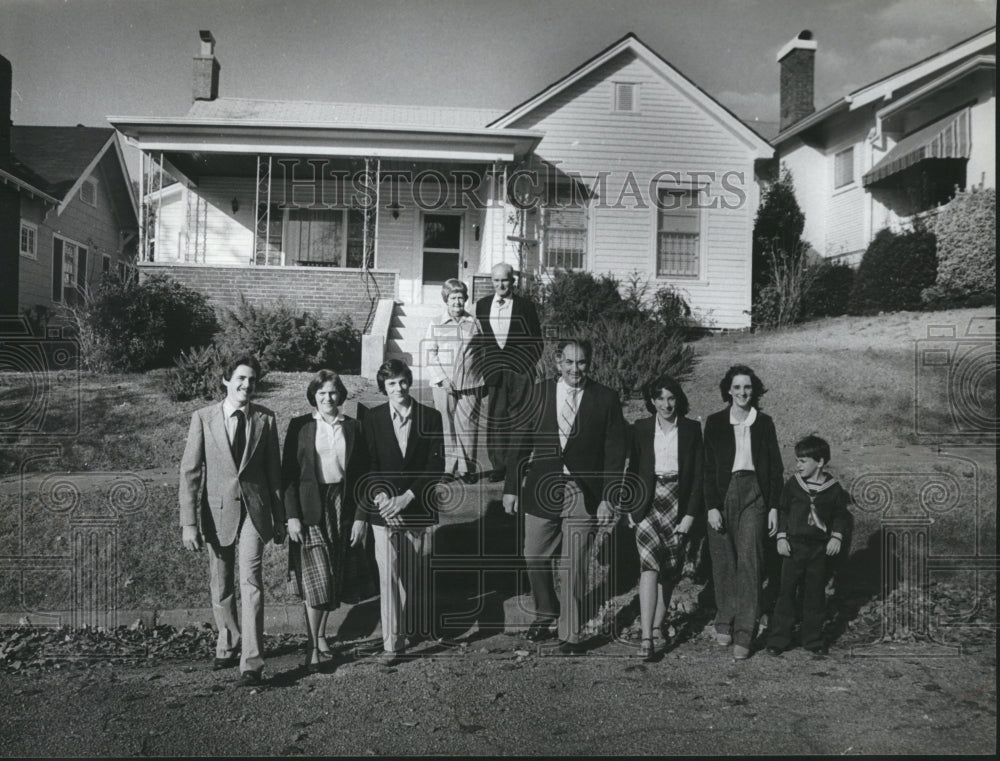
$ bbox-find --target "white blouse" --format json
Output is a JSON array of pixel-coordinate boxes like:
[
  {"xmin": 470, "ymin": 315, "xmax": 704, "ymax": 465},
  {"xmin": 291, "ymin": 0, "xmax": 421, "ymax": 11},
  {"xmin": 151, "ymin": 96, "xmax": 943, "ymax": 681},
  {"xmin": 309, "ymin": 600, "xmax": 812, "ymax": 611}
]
[
  {"xmin": 653, "ymin": 416, "xmax": 679, "ymax": 474},
  {"xmin": 730, "ymin": 406, "xmax": 757, "ymax": 472},
  {"xmin": 314, "ymin": 412, "xmax": 346, "ymax": 484}
]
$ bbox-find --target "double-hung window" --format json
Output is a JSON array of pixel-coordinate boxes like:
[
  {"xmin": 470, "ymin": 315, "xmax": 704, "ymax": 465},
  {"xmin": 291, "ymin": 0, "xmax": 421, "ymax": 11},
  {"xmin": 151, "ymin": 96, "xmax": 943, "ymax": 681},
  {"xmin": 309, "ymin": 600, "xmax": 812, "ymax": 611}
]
[
  {"xmin": 834, "ymin": 147, "xmax": 855, "ymax": 189},
  {"xmin": 19, "ymin": 221, "xmax": 37, "ymax": 259},
  {"xmin": 52, "ymin": 236, "xmax": 88, "ymax": 304},
  {"xmin": 656, "ymin": 189, "xmax": 701, "ymax": 278},
  {"xmin": 538, "ymin": 188, "xmax": 588, "ymax": 271},
  {"xmin": 284, "ymin": 208, "xmax": 369, "ymax": 267}
]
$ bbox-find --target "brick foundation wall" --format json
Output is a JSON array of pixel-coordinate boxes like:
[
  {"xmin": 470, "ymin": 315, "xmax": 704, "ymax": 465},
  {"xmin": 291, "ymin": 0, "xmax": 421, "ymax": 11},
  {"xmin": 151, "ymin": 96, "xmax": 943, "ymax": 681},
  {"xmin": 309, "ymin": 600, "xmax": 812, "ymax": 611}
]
[{"xmin": 138, "ymin": 263, "xmax": 397, "ymax": 333}]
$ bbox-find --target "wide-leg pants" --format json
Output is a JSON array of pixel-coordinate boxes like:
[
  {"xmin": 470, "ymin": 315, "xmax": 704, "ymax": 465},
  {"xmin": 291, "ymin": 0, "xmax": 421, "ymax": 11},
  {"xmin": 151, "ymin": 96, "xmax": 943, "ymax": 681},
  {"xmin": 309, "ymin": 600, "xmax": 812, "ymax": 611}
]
[
  {"xmin": 372, "ymin": 525, "xmax": 432, "ymax": 653},
  {"xmin": 706, "ymin": 472, "xmax": 766, "ymax": 649},
  {"xmin": 207, "ymin": 510, "xmax": 265, "ymax": 672}
]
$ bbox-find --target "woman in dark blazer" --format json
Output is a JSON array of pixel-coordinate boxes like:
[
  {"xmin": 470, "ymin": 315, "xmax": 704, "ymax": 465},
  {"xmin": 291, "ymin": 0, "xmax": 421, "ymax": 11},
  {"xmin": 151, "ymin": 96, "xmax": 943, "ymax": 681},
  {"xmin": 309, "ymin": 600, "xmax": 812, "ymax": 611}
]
[
  {"xmin": 625, "ymin": 374, "xmax": 703, "ymax": 660},
  {"xmin": 702, "ymin": 364, "xmax": 783, "ymax": 660},
  {"xmin": 283, "ymin": 369, "xmax": 373, "ymax": 670}
]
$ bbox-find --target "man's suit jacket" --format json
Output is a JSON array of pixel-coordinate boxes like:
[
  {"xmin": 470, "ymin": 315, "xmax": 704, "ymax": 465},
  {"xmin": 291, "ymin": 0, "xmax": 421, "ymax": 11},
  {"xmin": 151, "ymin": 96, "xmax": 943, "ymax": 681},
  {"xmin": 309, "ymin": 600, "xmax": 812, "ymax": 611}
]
[
  {"xmin": 359, "ymin": 401, "xmax": 445, "ymax": 528},
  {"xmin": 179, "ymin": 402, "xmax": 284, "ymax": 546},
  {"xmin": 474, "ymin": 293, "xmax": 542, "ymax": 385},
  {"xmin": 624, "ymin": 415, "xmax": 704, "ymax": 523},
  {"xmin": 281, "ymin": 413, "xmax": 368, "ymax": 527},
  {"xmin": 702, "ymin": 407, "xmax": 783, "ymax": 511},
  {"xmin": 505, "ymin": 378, "xmax": 627, "ymax": 518}
]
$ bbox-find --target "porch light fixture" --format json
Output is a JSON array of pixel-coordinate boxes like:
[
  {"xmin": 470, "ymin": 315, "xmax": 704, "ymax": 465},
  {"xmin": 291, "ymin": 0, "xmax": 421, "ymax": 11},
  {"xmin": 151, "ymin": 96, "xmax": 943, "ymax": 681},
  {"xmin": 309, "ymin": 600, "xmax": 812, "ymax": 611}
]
[
  {"xmin": 387, "ymin": 201, "xmax": 402, "ymax": 219},
  {"xmin": 231, "ymin": 197, "xmax": 239, "ymax": 213}
]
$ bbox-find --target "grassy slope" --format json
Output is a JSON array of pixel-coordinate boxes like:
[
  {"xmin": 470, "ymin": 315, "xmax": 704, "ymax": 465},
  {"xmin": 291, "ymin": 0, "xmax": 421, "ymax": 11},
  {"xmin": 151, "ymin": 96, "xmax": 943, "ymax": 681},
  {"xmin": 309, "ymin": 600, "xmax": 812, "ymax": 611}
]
[{"xmin": 1, "ymin": 306, "xmax": 994, "ymax": 613}]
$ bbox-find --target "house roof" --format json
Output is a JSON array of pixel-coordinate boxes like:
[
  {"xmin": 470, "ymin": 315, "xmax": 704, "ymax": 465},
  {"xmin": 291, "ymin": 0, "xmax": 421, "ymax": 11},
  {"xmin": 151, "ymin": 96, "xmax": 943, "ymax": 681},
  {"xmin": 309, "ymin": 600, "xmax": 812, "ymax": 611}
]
[
  {"xmin": 186, "ymin": 97, "xmax": 506, "ymax": 130},
  {"xmin": 9, "ymin": 126, "xmax": 115, "ymax": 198},
  {"xmin": 488, "ymin": 33, "xmax": 774, "ymax": 158},
  {"xmin": 774, "ymin": 25, "xmax": 996, "ymax": 145}
]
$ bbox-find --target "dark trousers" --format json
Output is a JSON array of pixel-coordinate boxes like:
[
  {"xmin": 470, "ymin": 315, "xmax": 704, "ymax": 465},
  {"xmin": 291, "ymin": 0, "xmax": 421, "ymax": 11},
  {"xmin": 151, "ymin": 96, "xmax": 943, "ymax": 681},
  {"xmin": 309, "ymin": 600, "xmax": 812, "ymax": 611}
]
[
  {"xmin": 706, "ymin": 473, "xmax": 766, "ymax": 648},
  {"xmin": 485, "ymin": 368, "xmax": 533, "ymax": 472},
  {"xmin": 767, "ymin": 538, "xmax": 828, "ymax": 650}
]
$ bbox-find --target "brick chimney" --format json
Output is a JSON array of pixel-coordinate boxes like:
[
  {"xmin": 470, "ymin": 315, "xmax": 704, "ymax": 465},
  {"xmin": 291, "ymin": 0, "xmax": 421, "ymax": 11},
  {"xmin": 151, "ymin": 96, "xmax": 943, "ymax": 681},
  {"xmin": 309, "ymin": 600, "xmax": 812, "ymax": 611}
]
[
  {"xmin": 777, "ymin": 30, "xmax": 816, "ymax": 131},
  {"xmin": 192, "ymin": 30, "xmax": 220, "ymax": 101},
  {"xmin": 0, "ymin": 55, "xmax": 12, "ymax": 164}
]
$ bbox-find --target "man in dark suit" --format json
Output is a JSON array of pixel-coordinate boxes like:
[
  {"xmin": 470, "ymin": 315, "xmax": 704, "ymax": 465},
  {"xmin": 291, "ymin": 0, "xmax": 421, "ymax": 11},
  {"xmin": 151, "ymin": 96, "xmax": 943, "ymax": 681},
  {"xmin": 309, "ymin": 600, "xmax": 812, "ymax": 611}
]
[
  {"xmin": 503, "ymin": 339, "xmax": 626, "ymax": 653},
  {"xmin": 354, "ymin": 359, "xmax": 444, "ymax": 663},
  {"xmin": 179, "ymin": 356, "xmax": 285, "ymax": 686},
  {"xmin": 475, "ymin": 262, "xmax": 542, "ymax": 482}
]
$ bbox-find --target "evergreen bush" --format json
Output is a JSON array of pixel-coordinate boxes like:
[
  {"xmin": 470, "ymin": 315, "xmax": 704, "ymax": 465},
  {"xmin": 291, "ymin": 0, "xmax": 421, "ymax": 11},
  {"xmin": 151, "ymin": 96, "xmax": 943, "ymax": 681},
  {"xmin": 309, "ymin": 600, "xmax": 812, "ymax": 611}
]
[
  {"xmin": 848, "ymin": 228, "xmax": 937, "ymax": 315},
  {"xmin": 922, "ymin": 187, "xmax": 996, "ymax": 306},
  {"xmin": 803, "ymin": 261, "xmax": 855, "ymax": 319}
]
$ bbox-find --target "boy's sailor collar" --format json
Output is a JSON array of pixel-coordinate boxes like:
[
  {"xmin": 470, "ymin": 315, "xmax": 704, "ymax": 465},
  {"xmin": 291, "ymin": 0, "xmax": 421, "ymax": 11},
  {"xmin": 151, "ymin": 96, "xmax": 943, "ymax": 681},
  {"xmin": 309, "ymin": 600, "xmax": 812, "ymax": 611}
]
[{"xmin": 795, "ymin": 473, "xmax": 837, "ymax": 493}]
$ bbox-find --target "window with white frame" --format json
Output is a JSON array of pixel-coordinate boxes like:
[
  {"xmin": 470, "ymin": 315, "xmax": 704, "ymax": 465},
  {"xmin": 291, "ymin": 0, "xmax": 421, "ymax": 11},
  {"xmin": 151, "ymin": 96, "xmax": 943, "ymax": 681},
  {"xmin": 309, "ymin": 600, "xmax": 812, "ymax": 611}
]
[
  {"xmin": 52, "ymin": 236, "xmax": 88, "ymax": 304},
  {"xmin": 614, "ymin": 82, "xmax": 639, "ymax": 113},
  {"xmin": 656, "ymin": 189, "xmax": 701, "ymax": 278},
  {"xmin": 80, "ymin": 178, "xmax": 98, "ymax": 207},
  {"xmin": 539, "ymin": 192, "xmax": 588, "ymax": 270},
  {"xmin": 284, "ymin": 208, "xmax": 368, "ymax": 267},
  {"xmin": 19, "ymin": 221, "xmax": 37, "ymax": 259},
  {"xmin": 834, "ymin": 147, "xmax": 855, "ymax": 189}
]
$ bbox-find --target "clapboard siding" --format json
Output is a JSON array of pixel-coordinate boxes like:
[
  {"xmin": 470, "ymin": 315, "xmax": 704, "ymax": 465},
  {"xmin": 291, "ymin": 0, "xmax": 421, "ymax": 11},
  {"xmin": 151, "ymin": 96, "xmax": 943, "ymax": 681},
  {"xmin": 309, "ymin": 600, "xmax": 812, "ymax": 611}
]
[
  {"xmin": 18, "ymin": 158, "xmax": 136, "ymax": 311},
  {"xmin": 509, "ymin": 51, "xmax": 758, "ymax": 328}
]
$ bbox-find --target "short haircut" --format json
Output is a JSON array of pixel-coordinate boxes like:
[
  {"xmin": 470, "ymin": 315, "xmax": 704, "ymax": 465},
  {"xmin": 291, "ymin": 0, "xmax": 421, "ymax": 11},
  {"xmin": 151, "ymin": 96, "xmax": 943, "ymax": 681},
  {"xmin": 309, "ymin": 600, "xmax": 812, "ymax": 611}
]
[
  {"xmin": 491, "ymin": 262, "xmax": 514, "ymax": 279},
  {"xmin": 222, "ymin": 355, "xmax": 260, "ymax": 384},
  {"xmin": 556, "ymin": 338, "xmax": 593, "ymax": 364},
  {"xmin": 643, "ymin": 374, "xmax": 690, "ymax": 417},
  {"xmin": 376, "ymin": 358, "xmax": 413, "ymax": 393},
  {"xmin": 795, "ymin": 434, "xmax": 831, "ymax": 464},
  {"xmin": 719, "ymin": 364, "xmax": 767, "ymax": 408},
  {"xmin": 441, "ymin": 278, "xmax": 468, "ymax": 302},
  {"xmin": 306, "ymin": 369, "xmax": 348, "ymax": 407}
]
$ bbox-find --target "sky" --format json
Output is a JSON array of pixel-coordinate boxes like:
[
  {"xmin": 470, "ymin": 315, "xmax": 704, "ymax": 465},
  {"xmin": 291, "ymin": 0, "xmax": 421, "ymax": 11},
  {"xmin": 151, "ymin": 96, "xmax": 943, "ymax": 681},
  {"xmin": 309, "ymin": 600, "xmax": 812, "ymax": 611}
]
[{"xmin": 1, "ymin": 0, "xmax": 995, "ymax": 131}]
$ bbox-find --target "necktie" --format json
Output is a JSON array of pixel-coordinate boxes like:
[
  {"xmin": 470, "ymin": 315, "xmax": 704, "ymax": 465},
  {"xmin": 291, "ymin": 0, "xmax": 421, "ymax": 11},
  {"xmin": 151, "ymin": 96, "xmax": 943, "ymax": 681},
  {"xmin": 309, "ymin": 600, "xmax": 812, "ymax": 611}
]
[
  {"xmin": 806, "ymin": 492, "xmax": 827, "ymax": 532},
  {"xmin": 231, "ymin": 409, "xmax": 247, "ymax": 466},
  {"xmin": 559, "ymin": 388, "xmax": 578, "ymax": 446}
]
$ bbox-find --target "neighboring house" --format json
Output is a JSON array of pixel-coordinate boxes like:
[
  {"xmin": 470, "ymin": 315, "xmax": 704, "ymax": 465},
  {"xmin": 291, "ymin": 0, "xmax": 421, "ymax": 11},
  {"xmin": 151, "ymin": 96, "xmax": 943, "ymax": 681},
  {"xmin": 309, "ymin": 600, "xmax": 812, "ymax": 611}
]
[
  {"xmin": 110, "ymin": 32, "xmax": 772, "ymax": 374},
  {"xmin": 0, "ymin": 56, "xmax": 139, "ymax": 317},
  {"xmin": 771, "ymin": 27, "xmax": 995, "ymax": 265}
]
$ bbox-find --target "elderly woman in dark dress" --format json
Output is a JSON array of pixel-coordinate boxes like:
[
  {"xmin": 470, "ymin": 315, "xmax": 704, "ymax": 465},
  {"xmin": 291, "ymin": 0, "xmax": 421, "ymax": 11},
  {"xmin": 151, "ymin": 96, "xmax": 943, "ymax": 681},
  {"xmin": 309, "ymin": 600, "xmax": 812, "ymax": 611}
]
[
  {"xmin": 283, "ymin": 370, "xmax": 374, "ymax": 669},
  {"xmin": 625, "ymin": 374, "xmax": 704, "ymax": 660},
  {"xmin": 703, "ymin": 364, "xmax": 783, "ymax": 660}
]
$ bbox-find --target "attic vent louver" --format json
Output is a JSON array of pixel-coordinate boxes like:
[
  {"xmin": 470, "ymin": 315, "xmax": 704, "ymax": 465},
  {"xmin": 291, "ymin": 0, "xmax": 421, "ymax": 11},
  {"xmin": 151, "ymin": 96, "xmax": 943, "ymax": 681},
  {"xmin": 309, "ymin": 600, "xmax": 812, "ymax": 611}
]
[{"xmin": 614, "ymin": 82, "xmax": 638, "ymax": 112}]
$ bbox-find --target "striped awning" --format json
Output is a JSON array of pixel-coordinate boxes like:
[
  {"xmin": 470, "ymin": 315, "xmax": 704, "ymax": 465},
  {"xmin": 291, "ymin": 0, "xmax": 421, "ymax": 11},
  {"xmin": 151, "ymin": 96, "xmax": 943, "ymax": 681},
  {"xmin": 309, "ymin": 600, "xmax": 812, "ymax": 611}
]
[{"xmin": 863, "ymin": 108, "xmax": 971, "ymax": 187}]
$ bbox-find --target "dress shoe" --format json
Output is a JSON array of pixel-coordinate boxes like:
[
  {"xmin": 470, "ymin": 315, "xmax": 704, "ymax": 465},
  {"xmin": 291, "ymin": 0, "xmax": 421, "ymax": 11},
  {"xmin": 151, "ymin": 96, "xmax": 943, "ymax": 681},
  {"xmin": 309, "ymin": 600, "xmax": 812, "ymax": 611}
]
[
  {"xmin": 637, "ymin": 638, "xmax": 655, "ymax": 661},
  {"xmin": 556, "ymin": 640, "xmax": 586, "ymax": 656},
  {"xmin": 377, "ymin": 649, "xmax": 406, "ymax": 667},
  {"xmin": 715, "ymin": 632, "xmax": 732, "ymax": 647},
  {"xmin": 806, "ymin": 644, "xmax": 829, "ymax": 656},
  {"xmin": 239, "ymin": 669, "xmax": 262, "ymax": 687},
  {"xmin": 765, "ymin": 646, "xmax": 783, "ymax": 657},
  {"xmin": 732, "ymin": 645, "xmax": 750, "ymax": 660},
  {"xmin": 212, "ymin": 654, "xmax": 240, "ymax": 671},
  {"xmin": 488, "ymin": 468, "xmax": 506, "ymax": 483},
  {"xmin": 522, "ymin": 622, "xmax": 554, "ymax": 642},
  {"xmin": 460, "ymin": 472, "xmax": 478, "ymax": 484}
]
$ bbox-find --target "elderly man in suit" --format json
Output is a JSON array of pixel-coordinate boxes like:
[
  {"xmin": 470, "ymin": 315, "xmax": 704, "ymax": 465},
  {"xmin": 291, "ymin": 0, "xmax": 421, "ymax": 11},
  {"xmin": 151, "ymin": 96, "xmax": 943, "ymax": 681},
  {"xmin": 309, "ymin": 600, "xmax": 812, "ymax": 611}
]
[
  {"xmin": 354, "ymin": 359, "xmax": 445, "ymax": 664},
  {"xmin": 503, "ymin": 339, "xmax": 626, "ymax": 653},
  {"xmin": 179, "ymin": 355, "xmax": 285, "ymax": 686},
  {"xmin": 475, "ymin": 262, "xmax": 542, "ymax": 482}
]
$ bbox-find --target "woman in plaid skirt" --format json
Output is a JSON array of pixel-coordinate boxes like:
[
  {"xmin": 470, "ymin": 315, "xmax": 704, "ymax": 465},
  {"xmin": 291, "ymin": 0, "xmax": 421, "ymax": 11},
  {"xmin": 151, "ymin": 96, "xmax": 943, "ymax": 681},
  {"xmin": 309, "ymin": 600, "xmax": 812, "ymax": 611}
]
[
  {"xmin": 624, "ymin": 375, "xmax": 704, "ymax": 661},
  {"xmin": 283, "ymin": 370, "xmax": 377, "ymax": 670}
]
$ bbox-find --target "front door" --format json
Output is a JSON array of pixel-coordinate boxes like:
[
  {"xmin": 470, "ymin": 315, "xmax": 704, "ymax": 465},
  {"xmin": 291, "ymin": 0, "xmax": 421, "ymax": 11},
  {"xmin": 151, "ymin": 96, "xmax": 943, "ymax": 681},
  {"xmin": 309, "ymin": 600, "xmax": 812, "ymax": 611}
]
[{"xmin": 421, "ymin": 213, "xmax": 462, "ymax": 303}]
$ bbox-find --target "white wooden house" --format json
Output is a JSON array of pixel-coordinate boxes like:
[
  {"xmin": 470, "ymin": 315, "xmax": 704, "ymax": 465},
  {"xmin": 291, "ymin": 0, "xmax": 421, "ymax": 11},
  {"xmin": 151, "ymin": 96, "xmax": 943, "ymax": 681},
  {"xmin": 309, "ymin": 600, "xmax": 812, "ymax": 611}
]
[
  {"xmin": 110, "ymin": 32, "xmax": 772, "ymax": 374},
  {"xmin": 772, "ymin": 27, "xmax": 995, "ymax": 265}
]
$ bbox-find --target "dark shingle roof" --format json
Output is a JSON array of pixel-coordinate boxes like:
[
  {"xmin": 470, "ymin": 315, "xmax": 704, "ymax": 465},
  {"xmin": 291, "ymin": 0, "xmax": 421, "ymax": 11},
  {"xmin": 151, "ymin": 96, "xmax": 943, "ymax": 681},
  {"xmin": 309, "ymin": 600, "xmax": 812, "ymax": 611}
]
[{"xmin": 9, "ymin": 126, "xmax": 113, "ymax": 198}]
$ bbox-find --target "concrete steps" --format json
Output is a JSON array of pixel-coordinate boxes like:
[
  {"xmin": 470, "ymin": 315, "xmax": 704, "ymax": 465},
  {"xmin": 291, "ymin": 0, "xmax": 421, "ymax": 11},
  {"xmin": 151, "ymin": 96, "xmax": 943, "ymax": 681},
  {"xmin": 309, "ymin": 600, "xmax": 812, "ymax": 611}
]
[{"xmin": 384, "ymin": 302, "xmax": 443, "ymax": 378}]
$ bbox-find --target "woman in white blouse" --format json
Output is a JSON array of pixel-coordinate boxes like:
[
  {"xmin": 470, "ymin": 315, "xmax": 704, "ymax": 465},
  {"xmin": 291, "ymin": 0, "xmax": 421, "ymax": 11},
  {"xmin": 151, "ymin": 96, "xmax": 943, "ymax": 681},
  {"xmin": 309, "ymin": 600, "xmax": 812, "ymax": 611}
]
[
  {"xmin": 283, "ymin": 370, "xmax": 375, "ymax": 670},
  {"xmin": 625, "ymin": 375, "xmax": 704, "ymax": 660},
  {"xmin": 424, "ymin": 279, "xmax": 485, "ymax": 482},
  {"xmin": 702, "ymin": 365, "xmax": 783, "ymax": 660}
]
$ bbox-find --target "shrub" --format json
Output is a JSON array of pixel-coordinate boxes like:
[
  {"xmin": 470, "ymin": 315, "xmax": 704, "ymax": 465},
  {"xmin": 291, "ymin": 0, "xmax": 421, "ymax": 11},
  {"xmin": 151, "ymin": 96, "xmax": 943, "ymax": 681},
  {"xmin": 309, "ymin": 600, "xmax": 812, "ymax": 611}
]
[
  {"xmin": 922, "ymin": 187, "xmax": 996, "ymax": 305},
  {"xmin": 216, "ymin": 295, "xmax": 361, "ymax": 373},
  {"xmin": 166, "ymin": 344, "xmax": 231, "ymax": 402},
  {"xmin": 848, "ymin": 227, "xmax": 937, "ymax": 315},
  {"xmin": 650, "ymin": 283, "xmax": 694, "ymax": 329},
  {"xmin": 752, "ymin": 170, "xmax": 805, "ymax": 291},
  {"xmin": 20, "ymin": 304, "xmax": 56, "ymax": 337},
  {"xmin": 540, "ymin": 317, "xmax": 694, "ymax": 400},
  {"xmin": 803, "ymin": 261, "xmax": 855, "ymax": 319},
  {"xmin": 751, "ymin": 246, "xmax": 816, "ymax": 330},
  {"xmin": 538, "ymin": 270, "xmax": 634, "ymax": 327},
  {"xmin": 64, "ymin": 274, "xmax": 217, "ymax": 372}
]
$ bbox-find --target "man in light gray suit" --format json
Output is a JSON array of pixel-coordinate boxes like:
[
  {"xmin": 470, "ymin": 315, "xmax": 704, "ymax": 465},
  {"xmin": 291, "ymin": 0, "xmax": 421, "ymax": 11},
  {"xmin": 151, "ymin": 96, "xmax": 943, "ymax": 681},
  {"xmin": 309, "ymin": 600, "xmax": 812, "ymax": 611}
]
[{"xmin": 179, "ymin": 355, "xmax": 284, "ymax": 686}]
